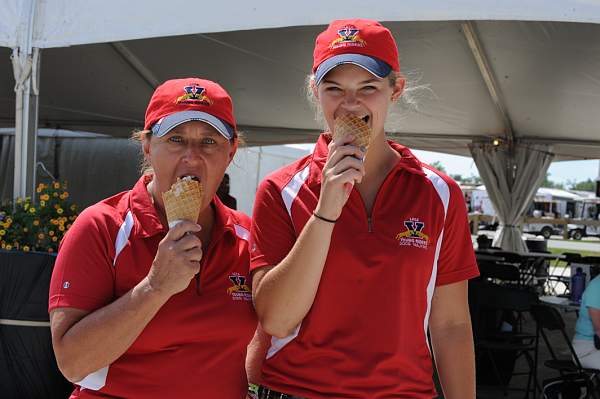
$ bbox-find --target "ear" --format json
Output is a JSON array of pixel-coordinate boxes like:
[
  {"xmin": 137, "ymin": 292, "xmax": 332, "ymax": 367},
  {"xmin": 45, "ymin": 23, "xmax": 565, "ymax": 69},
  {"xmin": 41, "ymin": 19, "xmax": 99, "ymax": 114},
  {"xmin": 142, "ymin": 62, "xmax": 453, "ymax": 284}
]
[
  {"xmin": 228, "ymin": 138, "xmax": 238, "ymax": 164},
  {"xmin": 391, "ymin": 72, "xmax": 406, "ymax": 102},
  {"xmin": 142, "ymin": 135, "xmax": 151, "ymax": 160}
]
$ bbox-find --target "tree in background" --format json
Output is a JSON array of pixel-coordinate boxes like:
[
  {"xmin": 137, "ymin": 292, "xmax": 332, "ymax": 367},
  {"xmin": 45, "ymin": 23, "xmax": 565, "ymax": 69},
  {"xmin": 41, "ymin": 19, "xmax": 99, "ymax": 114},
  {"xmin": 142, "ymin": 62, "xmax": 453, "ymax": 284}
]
[
  {"xmin": 430, "ymin": 161, "xmax": 447, "ymax": 174},
  {"xmin": 540, "ymin": 172, "xmax": 565, "ymax": 190},
  {"xmin": 568, "ymin": 178, "xmax": 596, "ymax": 192},
  {"xmin": 430, "ymin": 161, "xmax": 483, "ymax": 185}
]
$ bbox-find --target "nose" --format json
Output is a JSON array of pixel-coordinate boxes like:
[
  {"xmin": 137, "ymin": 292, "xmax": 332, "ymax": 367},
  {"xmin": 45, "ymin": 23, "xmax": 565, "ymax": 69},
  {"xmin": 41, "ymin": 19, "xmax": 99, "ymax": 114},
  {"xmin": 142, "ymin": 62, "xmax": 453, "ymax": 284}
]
[
  {"xmin": 342, "ymin": 90, "xmax": 358, "ymax": 106},
  {"xmin": 182, "ymin": 142, "xmax": 204, "ymax": 164}
]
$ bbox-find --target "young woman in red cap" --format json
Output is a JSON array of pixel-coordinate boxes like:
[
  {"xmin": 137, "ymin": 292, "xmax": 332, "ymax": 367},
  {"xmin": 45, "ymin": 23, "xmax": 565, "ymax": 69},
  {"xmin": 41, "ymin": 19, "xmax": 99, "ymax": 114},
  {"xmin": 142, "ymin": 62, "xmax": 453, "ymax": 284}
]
[
  {"xmin": 49, "ymin": 78, "xmax": 256, "ymax": 398},
  {"xmin": 249, "ymin": 19, "xmax": 479, "ymax": 398}
]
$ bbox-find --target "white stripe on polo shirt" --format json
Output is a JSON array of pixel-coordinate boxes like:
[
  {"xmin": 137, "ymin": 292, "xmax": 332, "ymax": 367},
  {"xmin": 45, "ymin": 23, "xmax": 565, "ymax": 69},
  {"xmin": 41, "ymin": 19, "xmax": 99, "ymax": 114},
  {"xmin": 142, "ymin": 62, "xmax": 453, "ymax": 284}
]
[
  {"xmin": 422, "ymin": 167, "xmax": 450, "ymax": 351},
  {"xmin": 77, "ymin": 365, "xmax": 109, "ymax": 391},
  {"xmin": 113, "ymin": 210, "xmax": 134, "ymax": 266},
  {"xmin": 79, "ymin": 210, "xmax": 135, "ymax": 391},
  {"xmin": 266, "ymin": 164, "xmax": 311, "ymax": 358},
  {"xmin": 234, "ymin": 224, "xmax": 250, "ymax": 241},
  {"xmin": 281, "ymin": 164, "xmax": 311, "ymax": 219}
]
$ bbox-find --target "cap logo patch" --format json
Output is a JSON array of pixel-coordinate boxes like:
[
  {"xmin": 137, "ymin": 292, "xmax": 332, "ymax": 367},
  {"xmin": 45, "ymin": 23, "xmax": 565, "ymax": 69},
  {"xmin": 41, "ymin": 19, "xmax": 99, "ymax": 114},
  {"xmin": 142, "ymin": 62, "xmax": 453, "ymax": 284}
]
[
  {"xmin": 395, "ymin": 218, "xmax": 430, "ymax": 249},
  {"xmin": 330, "ymin": 25, "xmax": 366, "ymax": 49},
  {"xmin": 176, "ymin": 84, "xmax": 212, "ymax": 106}
]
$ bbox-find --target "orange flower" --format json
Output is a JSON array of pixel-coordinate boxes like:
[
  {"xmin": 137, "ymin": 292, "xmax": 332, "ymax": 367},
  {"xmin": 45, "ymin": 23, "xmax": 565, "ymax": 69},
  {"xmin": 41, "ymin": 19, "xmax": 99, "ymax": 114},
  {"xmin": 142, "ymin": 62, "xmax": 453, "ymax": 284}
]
[
  {"xmin": 49, "ymin": 231, "xmax": 55, "ymax": 237},
  {"xmin": 33, "ymin": 220, "xmax": 40, "ymax": 226}
]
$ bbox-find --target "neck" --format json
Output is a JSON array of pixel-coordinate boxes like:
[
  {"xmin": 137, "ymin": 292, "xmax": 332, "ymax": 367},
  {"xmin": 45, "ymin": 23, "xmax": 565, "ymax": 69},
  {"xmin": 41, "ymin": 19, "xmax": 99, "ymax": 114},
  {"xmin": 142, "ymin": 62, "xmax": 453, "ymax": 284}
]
[{"xmin": 362, "ymin": 131, "xmax": 399, "ymax": 181}]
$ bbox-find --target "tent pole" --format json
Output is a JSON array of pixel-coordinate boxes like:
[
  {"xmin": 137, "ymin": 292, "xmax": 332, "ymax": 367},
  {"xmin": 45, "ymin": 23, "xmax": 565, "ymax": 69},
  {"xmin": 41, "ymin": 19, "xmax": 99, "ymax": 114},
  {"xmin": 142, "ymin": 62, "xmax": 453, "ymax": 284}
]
[{"xmin": 12, "ymin": 0, "xmax": 40, "ymax": 201}]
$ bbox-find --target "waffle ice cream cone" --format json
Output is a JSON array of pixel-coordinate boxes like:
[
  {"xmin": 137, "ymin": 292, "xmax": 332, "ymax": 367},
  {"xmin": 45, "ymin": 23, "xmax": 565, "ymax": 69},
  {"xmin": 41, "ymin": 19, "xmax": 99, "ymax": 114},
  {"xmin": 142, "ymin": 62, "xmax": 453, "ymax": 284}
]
[
  {"xmin": 162, "ymin": 176, "xmax": 204, "ymax": 229},
  {"xmin": 333, "ymin": 114, "xmax": 372, "ymax": 151}
]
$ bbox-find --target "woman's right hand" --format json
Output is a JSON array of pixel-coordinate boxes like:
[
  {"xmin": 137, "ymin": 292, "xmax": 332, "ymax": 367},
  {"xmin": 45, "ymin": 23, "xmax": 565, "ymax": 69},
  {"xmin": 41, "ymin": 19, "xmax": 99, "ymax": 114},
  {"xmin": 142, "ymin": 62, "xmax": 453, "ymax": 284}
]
[
  {"xmin": 147, "ymin": 220, "xmax": 203, "ymax": 297},
  {"xmin": 315, "ymin": 134, "xmax": 366, "ymax": 221}
]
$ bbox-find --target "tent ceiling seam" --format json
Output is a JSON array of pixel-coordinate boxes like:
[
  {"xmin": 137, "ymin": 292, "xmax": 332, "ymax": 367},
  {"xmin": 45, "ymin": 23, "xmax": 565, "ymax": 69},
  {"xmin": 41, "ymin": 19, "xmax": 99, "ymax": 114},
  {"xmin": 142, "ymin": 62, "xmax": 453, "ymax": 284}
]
[
  {"xmin": 110, "ymin": 42, "xmax": 159, "ymax": 90},
  {"xmin": 461, "ymin": 21, "xmax": 515, "ymax": 142}
]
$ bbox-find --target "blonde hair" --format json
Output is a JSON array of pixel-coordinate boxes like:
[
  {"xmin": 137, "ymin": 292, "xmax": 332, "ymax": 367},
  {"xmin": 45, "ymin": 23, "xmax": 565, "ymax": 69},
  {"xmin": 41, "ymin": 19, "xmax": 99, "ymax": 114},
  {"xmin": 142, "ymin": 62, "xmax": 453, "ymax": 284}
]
[
  {"xmin": 130, "ymin": 128, "xmax": 245, "ymax": 175},
  {"xmin": 130, "ymin": 129, "xmax": 153, "ymax": 175}
]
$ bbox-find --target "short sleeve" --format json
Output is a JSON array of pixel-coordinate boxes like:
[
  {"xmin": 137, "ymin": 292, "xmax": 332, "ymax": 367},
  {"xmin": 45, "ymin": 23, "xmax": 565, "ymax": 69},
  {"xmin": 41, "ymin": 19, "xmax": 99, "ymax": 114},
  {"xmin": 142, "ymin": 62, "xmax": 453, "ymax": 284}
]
[
  {"xmin": 435, "ymin": 181, "xmax": 480, "ymax": 286},
  {"xmin": 49, "ymin": 206, "xmax": 116, "ymax": 312},
  {"xmin": 249, "ymin": 178, "xmax": 297, "ymax": 272},
  {"xmin": 586, "ymin": 279, "xmax": 600, "ymax": 310}
]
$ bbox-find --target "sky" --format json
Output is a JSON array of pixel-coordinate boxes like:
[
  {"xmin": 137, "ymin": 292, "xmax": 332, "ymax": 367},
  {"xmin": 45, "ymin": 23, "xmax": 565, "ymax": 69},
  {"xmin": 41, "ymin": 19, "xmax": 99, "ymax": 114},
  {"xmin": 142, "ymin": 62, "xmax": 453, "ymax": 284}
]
[
  {"xmin": 412, "ymin": 150, "xmax": 600, "ymax": 185},
  {"xmin": 287, "ymin": 144, "xmax": 599, "ymax": 186}
]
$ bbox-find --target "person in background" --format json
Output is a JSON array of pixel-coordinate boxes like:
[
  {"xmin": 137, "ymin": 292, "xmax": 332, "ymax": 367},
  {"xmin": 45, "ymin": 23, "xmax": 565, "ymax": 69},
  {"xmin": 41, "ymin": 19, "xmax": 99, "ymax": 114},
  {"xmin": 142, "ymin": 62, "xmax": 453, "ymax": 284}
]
[
  {"xmin": 248, "ymin": 18, "xmax": 479, "ymax": 399},
  {"xmin": 218, "ymin": 173, "xmax": 238, "ymax": 210},
  {"xmin": 573, "ymin": 273, "xmax": 600, "ymax": 369},
  {"xmin": 49, "ymin": 77, "xmax": 256, "ymax": 398}
]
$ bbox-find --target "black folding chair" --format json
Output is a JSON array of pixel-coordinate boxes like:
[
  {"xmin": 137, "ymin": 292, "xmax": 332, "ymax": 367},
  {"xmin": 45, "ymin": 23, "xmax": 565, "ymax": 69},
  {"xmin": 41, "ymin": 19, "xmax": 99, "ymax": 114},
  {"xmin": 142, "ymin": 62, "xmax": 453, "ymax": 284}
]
[
  {"xmin": 470, "ymin": 281, "xmax": 540, "ymax": 398},
  {"xmin": 478, "ymin": 260, "xmax": 521, "ymax": 287},
  {"xmin": 546, "ymin": 253, "xmax": 582, "ymax": 296},
  {"xmin": 530, "ymin": 304, "xmax": 600, "ymax": 399}
]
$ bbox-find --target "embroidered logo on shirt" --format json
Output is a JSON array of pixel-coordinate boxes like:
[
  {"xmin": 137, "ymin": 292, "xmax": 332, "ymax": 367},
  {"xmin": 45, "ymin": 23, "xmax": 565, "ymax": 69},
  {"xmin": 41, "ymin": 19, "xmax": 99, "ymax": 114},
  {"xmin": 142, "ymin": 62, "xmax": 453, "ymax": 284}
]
[
  {"xmin": 227, "ymin": 273, "xmax": 252, "ymax": 301},
  {"xmin": 395, "ymin": 218, "xmax": 430, "ymax": 249}
]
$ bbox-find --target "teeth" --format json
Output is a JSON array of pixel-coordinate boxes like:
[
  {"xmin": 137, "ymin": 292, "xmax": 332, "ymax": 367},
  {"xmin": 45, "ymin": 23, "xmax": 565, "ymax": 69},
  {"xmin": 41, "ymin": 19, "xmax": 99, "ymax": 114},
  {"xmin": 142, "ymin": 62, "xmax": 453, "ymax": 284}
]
[{"xmin": 180, "ymin": 175, "xmax": 199, "ymax": 181}]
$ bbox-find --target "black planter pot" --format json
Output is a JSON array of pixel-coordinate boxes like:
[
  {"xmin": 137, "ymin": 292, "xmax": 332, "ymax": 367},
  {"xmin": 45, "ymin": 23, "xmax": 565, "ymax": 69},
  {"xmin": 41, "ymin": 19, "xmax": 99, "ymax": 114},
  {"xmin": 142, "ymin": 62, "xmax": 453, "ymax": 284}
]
[{"xmin": 0, "ymin": 250, "xmax": 72, "ymax": 398}]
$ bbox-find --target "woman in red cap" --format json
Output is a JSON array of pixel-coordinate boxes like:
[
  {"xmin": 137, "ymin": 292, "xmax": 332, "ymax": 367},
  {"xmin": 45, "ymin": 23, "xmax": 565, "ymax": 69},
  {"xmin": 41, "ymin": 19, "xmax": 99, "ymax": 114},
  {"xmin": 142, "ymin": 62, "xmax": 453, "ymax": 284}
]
[
  {"xmin": 249, "ymin": 19, "xmax": 479, "ymax": 398},
  {"xmin": 49, "ymin": 78, "xmax": 256, "ymax": 398}
]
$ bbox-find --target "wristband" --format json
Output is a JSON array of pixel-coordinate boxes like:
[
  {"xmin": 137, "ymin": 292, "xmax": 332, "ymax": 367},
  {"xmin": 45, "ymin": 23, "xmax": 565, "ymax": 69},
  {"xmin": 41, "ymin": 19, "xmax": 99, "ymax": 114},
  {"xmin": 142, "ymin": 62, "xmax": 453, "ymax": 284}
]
[{"xmin": 313, "ymin": 211, "xmax": 337, "ymax": 224}]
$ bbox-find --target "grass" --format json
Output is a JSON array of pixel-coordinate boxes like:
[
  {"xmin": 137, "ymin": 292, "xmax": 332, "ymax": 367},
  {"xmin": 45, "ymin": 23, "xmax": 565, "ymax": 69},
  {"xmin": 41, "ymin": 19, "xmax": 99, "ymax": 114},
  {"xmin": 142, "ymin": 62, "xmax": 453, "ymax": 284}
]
[{"xmin": 548, "ymin": 247, "xmax": 600, "ymax": 258}]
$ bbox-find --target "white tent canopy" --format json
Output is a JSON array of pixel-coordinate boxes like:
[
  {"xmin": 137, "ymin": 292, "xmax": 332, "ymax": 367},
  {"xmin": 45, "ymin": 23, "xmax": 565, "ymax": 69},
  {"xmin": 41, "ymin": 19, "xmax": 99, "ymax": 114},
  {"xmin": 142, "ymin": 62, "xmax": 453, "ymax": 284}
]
[
  {"xmin": 2, "ymin": 1, "xmax": 600, "ymax": 153},
  {"xmin": 3, "ymin": 0, "xmax": 600, "ymax": 251}
]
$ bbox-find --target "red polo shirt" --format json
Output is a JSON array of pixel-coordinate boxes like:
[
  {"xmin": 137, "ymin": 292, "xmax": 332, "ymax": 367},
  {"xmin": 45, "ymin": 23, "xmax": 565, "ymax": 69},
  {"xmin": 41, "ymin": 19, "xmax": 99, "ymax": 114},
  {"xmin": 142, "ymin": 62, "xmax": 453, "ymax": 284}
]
[
  {"xmin": 250, "ymin": 134, "xmax": 479, "ymax": 398},
  {"xmin": 49, "ymin": 175, "xmax": 256, "ymax": 399}
]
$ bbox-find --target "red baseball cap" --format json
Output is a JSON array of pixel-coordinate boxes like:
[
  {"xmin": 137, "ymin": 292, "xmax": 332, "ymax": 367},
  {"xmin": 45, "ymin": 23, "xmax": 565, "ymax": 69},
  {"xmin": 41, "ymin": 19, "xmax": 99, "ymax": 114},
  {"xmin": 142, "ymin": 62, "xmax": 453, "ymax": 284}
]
[
  {"xmin": 144, "ymin": 78, "xmax": 236, "ymax": 140},
  {"xmin": 312, "ymin": 19, "xmax": 400, "ymax": 85}
]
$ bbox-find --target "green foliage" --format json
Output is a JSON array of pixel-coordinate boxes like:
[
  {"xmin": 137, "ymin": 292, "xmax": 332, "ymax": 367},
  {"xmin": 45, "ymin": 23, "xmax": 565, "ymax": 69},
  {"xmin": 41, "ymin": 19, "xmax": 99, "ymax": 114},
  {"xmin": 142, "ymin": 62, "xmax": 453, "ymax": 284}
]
[
  {"xmin": 429, "ymin": 161, "xmax": 447, "ymax": 174},
  {"xmin": 540, "ymin": 172, "xmax": 565, "ymax": 189},
  {"xmin": 568, "ymin": 178, "xmax": 596, "ymax": 192},
  {"xmin": 0, "ymin": 181, "xmax": 79, "ymax": 253}
]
